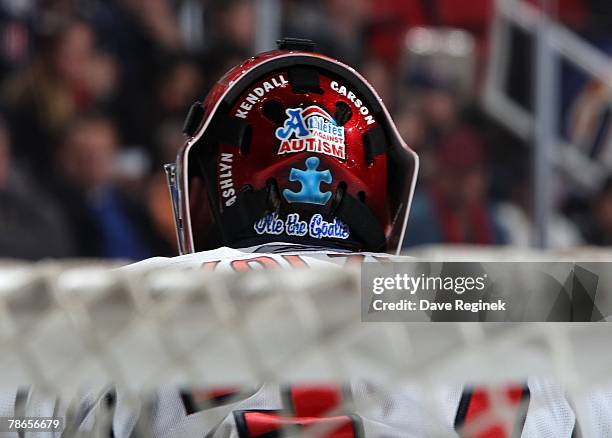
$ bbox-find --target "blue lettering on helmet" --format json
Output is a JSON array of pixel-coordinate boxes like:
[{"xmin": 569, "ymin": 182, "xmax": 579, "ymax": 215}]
[{"xmin": 252, "ymin": 212, "xmax": 350, "ymax": 240}]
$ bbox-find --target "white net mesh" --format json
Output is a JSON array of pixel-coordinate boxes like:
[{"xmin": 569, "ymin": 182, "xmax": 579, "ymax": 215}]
[{"xmin": 0, "ymin": 250, "xmax": 611, "ymax": 437}]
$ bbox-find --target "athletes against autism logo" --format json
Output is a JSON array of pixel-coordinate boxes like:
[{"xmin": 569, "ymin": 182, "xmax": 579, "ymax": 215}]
[{"xmin": 275, "ymin": 106, "xmax": 346, "ymax": 160}]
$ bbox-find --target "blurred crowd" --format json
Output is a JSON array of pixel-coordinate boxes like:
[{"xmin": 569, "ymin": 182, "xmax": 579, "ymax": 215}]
[{"xmin": 1, "ymin": 0, "xmax": 612, "ymax": 261}]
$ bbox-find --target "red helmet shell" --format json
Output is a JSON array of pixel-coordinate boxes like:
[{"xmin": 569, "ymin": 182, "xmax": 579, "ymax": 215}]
[
  {"xmin": 218, "ymin": 70, "xmax": 390, "ymax": 232},
  {"xmin": 166, "ymin": 45, "xmax": 418, "ymax": 254}
]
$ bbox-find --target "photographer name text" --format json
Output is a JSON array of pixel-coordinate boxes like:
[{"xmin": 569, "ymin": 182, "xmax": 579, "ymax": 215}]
[{"xmin": 370, "ymin": 273, "xmax": 507, "ymax": 314}]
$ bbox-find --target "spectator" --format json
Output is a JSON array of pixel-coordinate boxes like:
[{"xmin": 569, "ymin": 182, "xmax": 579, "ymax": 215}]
[
  {"xmin": 403, "ymin": 128, "xmax": 506, "ymax": 247},
  {"xmin": 495, "ymin": 169, "xmax": 584, "ymax": 248},
  {"xmin": 401, "ymin": 74, "xmax": 465, "ymax": 183},
  {"xmin": 323, "ymin": 0, "xmax": 370, "ymax": 66},
  {"xmin": 283, "ymin": 0, "xmax": 369, "ymax": 66},
  {"xmin": 197, "ymin": 0, "xmax": 254, "ymax": 91},
  {"xmin": 206, "ymin": 0, "xmax": 255, "ymax": 53},
  {"xmin": 116, "ymin": 55, "xmax": 202, "ymax": 167},
  {"xmin": 420, "ymin": 81, "xmax": 461, "ymax": 142},
  {"xmin": 395, "ymin": 103, "xmax": 427, "ymax": 152},
  {"xmin": 0, "ymin": 118, "xmax": 74, "ymax": 259},
  {"xmin": 360, "ymin": 56, "xmax": 395, "ymax": 110},
  {"xmin": 53, "ymin": 113, "xmax": 171, "ymax": 260},
  {"xmin": 4, "ymin": 18, "xmax": 117, "ymax": 185},
  {"xmin": 0, "ymin": 0, "xmax": 37, "ymax": 75},
  {"xmin": 582, "ymin": 176, "xmax": 612, "ymax": 246},
  {"xmin": 120, "ymin": 0, "xmax": 181, "ymax": 51}
]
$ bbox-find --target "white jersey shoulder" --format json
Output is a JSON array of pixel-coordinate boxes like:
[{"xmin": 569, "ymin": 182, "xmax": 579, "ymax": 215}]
[{"xmin": 124, "ymin": 242, "xmax": 410, "ymax": 271}]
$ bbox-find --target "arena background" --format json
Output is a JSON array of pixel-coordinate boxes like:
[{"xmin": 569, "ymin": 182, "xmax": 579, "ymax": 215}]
[{"xmin": 0, "ymin": 0, "xmax": 611, "ymax": 259}]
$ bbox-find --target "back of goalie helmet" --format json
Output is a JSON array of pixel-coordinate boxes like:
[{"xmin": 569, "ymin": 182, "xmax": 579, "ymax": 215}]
[{"xmin": 165, "ymin": 38, "xmax": 418, "ymax": 255}]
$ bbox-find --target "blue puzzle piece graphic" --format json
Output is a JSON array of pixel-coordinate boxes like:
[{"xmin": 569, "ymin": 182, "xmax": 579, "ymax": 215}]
[{"xmin": 283, "ymin": 157, "xmax": 332, "ymax": 205}]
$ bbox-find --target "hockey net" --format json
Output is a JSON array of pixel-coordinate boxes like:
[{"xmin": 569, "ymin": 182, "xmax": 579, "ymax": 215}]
[{"xmin": 0, "ymin": 246, "xmax": 611, "ymax": 436}]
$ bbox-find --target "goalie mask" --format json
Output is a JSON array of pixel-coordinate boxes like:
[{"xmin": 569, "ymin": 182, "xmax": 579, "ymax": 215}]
[{"xmin": 165, "ymin": 38, "xmax": 418, "ymax": 254}]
